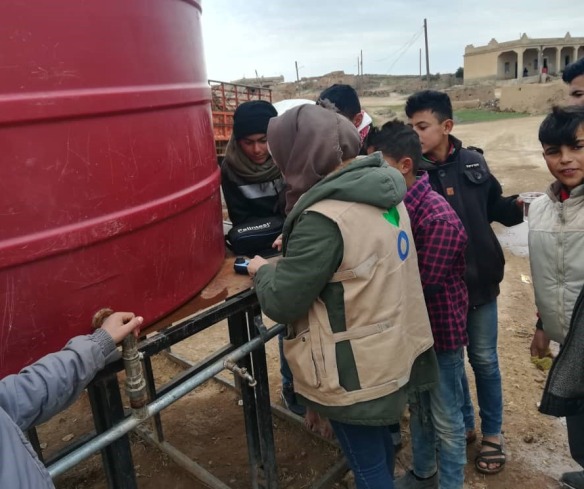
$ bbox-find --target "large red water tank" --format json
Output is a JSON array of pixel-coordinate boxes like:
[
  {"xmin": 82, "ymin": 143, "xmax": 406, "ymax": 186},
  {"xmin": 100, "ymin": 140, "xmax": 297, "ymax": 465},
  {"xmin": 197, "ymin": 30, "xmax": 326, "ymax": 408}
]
[{"xmin": 0, "ymin": 0, "xmax": 224, "ymax": 375}]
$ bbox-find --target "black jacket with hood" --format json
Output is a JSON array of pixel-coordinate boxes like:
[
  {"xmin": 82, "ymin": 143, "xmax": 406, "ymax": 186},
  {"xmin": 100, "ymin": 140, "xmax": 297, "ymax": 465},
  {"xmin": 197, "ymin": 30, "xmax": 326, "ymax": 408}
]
[{"xmin": 418, "ymin": 136, "xmax": 523, "ymax": 307}]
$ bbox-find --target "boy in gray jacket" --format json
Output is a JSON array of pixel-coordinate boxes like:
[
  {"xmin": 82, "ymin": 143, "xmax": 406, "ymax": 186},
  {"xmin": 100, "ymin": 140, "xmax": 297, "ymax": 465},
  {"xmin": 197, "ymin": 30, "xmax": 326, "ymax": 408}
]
[
  {"xmin": 529, "ymin": 106, "xmax": 584, "ymax": 489},
  {"xmin": 0, "ymin": 311, "xmax": 143, "ymax": 489}
]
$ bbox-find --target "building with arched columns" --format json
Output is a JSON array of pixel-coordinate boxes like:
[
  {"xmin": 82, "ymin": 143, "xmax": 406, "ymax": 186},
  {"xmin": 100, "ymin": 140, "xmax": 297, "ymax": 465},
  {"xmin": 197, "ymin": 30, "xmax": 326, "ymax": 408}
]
[{"xmin": 463, "ymin": 33, "xmax": 584, "ymax": 84}]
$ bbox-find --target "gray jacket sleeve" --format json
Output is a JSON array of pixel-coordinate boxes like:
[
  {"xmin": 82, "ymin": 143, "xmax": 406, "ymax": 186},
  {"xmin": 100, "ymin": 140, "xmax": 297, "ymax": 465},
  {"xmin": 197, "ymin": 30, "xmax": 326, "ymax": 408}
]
[{"xmin": 0, "ymin": 328, "xmax": 117, "ymax": 431}]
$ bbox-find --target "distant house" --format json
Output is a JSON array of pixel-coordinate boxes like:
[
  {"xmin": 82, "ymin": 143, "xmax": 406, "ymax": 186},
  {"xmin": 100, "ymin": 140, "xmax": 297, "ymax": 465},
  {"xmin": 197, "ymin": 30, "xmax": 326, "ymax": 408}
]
[{"xmin": 463, "ymin": 32, "xmax": 584, "ymax": 84}]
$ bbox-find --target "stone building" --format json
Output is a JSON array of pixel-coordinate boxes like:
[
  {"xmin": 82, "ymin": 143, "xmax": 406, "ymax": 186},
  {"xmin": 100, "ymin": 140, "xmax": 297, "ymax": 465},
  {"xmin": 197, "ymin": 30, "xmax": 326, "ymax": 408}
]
[{"xmin": 464, "ymin": 32, "xmax": 584, "ymax": 84}]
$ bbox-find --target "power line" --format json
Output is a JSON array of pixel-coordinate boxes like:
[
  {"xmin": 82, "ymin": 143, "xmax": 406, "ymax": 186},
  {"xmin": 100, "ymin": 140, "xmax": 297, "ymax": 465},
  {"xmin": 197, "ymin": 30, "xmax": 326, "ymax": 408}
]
[
  {"xmin": 376, "ymin": 26, "xmax": 423, "ymax": 64},
  {"xmin": 387, "ymin": 29, "xmax": 423, "ymax": 74}
]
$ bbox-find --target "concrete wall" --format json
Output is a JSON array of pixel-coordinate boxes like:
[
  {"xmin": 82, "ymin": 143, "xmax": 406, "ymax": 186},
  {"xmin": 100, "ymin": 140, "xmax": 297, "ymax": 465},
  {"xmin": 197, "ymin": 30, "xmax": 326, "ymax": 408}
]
[
  {"xmin": 446, "ymin": 85, "xmax": 495, "ymax": 102},
  {"xmin": 452, "ymin": 99, "xmax": 481, "ymax": 110},
  {"xmin": 542, "ymin": 47, "xmax": 558, "ymax": 74},
  {"xmin": 523, "ymin": 49, "xmax": 539, "ymax": 76},
  {"xmin": 464, "ymin": 51, "xmax": 499, "ymax": 81},
  {"xmin": 498, "ymin": 51, "xmax": 518, "ymax": 79},
  {"xmin": 498, "ymin": 75, "xmax": 540, "ymax": 86},
  {"xmin": 499, "ymin": 82, "xmax": 567, "ymax": 114}
]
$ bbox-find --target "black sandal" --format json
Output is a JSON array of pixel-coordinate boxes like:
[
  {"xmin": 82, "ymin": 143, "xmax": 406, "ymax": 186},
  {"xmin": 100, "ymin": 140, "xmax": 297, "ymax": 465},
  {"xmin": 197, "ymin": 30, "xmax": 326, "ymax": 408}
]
[{"xmin": 475, "ymin": 439, "xmax": 506, "ymax": 475}]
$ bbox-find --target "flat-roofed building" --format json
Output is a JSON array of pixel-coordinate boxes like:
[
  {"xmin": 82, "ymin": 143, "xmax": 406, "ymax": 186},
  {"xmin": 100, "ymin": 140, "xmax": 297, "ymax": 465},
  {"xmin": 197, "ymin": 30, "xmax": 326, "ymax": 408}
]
[{"xmin": 464, "ymin": 32, "xmax": 584, "ymax": 84}]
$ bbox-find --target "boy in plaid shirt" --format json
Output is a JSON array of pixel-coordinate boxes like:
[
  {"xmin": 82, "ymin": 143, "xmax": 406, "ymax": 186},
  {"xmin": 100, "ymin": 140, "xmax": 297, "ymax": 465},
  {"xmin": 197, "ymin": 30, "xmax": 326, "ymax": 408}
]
[{"xmin": 368, "ymin": 121, "xmax": 468, "ymax": 489}]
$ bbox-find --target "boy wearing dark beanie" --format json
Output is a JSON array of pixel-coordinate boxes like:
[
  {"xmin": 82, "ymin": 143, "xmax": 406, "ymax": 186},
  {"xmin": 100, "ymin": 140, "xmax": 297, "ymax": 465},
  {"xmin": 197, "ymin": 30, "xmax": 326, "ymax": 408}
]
[
  {"xmin": 232, "ymin": 100, "xmax": 278, "ymax": 141},
  {"xmin": 221, "ymin": 100, "xmax": 285, "ymax": 226}
]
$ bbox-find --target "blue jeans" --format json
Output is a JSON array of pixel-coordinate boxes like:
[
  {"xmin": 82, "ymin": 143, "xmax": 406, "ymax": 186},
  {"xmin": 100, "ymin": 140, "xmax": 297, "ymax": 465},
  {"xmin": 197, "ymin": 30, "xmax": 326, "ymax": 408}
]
[
  {"xmin": 409, "ymin": 348, "xmax": 467, "ymax": 489},
  {"xmin": 461, "ymin": 369, "xmax": 475, "ymax": 432},
  {"xmin": 461, "ymin": 300, "xmax": 503, "ymax": 437},
  {"xmin": 330, "ymin": 420, "xmax": 395, "ymax": 489},
  {"xmin": 278, "ymin": 332, "xmax": 293, "ymax": 387}
]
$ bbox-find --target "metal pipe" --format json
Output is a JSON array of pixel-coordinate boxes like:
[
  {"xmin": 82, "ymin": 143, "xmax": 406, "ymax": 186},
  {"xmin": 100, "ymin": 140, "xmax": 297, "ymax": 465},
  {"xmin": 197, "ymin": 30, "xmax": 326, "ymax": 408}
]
[
  {"xmin": 48, "ymin": 322, "xmax": 285, "ymax": 479},
  {"xmin": 122, "ymin": 334, "xmax": 148, "ymax": 419},
  {"xmin": 224, "ymin": 358, "xmax": 257, "ymax": 387}
]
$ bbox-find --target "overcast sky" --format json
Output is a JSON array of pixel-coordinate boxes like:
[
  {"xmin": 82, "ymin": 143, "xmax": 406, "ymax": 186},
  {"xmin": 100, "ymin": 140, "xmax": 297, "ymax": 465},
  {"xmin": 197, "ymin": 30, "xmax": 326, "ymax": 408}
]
[{"xmin": 200, "ymin": 0, "xmax": 580, "ymax": 82}]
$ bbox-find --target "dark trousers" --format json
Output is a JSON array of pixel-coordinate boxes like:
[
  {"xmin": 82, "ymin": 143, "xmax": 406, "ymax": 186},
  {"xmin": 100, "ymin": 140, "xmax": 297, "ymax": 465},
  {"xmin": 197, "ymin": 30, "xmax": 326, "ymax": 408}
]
[{"xmin": 567, "ymin": 412, "xmax": 584, "ymax": 469}]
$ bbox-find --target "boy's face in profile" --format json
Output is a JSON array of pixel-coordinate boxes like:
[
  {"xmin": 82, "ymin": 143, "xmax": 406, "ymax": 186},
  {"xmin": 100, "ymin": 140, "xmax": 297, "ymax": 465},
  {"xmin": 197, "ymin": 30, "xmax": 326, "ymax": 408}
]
[
  {"xmin": 568, "ymin": 75, "xmax": 584, "ymax": 106},
  {"xmin": 542, "ymin": 124, "xmax": 584, "ymax": 191},
  {"xmin": 408, "ymin": 110, "xmax": 451, "ymax": 156}
]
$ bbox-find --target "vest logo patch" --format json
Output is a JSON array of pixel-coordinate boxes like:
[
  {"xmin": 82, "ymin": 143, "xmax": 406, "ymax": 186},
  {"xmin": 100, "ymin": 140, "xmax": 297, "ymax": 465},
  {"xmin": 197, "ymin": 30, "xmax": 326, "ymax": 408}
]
[
  {"xmin": 397, "ymin": 231, "xmax": 410, "ymax": 261},
  {"xmin": 446, "ymin": 187, "xmax": 455, "ymax": 196},
  {"xmin": 466, "ymin": 163, "xmax": 480, "ymax": 169},
  {"xmin": 382, "ymin": 207, "xmax": 400, "ymax": 227}
]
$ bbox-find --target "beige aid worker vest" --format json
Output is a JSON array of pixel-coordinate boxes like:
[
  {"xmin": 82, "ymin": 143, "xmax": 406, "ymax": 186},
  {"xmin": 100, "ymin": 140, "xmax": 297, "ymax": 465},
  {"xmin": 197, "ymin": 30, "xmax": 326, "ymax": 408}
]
[{"xmin": 283, "ymin": 199, "xmax": 434, "ymax": 407}]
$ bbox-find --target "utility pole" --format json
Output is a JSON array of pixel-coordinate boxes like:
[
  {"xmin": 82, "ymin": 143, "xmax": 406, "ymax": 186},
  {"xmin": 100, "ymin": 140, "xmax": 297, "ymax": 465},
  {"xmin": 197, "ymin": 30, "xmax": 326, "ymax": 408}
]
[
  {"xmin": 357, "ymin": 57, "xmax": 360, "ymax": 76},
  {"xmin": 295, "ymin": 61, "xmax": 299, "ymax": 82},
  {"xmin": 360, "ymin": 49, "xmax": 363, "ymax": 77},
  {"xmin": 424, "ymin": 18, "xmax": 430, "ymax": 84}
]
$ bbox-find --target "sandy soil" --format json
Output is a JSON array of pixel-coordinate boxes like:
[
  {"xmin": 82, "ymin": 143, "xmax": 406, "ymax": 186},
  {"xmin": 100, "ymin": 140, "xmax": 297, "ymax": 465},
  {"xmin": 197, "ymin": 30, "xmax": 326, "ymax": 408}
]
[{"xmin": 44, "ymin": 115, "xmax": 581, "ymax": 489}]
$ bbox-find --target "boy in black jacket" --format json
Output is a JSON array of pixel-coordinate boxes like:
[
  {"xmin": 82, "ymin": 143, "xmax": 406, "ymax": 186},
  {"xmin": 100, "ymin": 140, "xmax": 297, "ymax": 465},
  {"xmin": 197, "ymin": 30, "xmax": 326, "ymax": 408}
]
[{"xmin": 405, "ymin": 90, "xmax": 523, "ymax": 476}]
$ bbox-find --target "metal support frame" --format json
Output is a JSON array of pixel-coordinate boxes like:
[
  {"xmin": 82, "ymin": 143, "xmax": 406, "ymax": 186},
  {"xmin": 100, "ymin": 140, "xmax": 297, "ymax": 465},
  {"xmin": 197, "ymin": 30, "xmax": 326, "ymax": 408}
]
[
  {"xmin": 26, "ymin": 427, "xmax": 44, "ymax": 463},
  {"xmin": 228, "ymin": 309, "xmax": 261, "ymax": 488},
  {"xmin": 47, "ymin": 289, "xmax": 283, "ymax": 489},
  {"xmin": 245, "ymin": 307, "xmax": 278, "ymax": 488},
  {"xmin": 87, "ymin": 373, "xmax": 137, "ymax": 489},
  {"xmin": 45, "ymin": 286, "xmax": 349, "ymax": 488},
  {"xmin": 212, "ymin": 375, "xmax": 349, "ymax": 489},
  {"xmin": 142, "ymin": 356, "xmax": 164, "ymax": 442}
]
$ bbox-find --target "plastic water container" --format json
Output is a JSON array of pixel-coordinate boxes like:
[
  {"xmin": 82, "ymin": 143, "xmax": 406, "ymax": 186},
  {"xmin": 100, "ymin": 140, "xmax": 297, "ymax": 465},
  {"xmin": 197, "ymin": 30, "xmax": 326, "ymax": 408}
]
[{"xmin": 0, "ymin": 0, "xmax": 224, "ymax": 375}]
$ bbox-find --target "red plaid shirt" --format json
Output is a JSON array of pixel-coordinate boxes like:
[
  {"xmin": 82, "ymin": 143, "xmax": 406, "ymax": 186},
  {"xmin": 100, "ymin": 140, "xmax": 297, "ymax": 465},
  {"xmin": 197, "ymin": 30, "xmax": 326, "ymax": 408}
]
[{"xmin": 404, "ymin": 173, "xmax": 469, "ymax": 351}]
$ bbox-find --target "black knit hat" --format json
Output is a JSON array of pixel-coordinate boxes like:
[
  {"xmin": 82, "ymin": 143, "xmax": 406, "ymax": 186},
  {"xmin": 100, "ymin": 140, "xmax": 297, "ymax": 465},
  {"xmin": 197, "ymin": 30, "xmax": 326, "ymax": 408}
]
[{"xmin": 233, "ymin": 100, "xmax": 278, "ymax": 140}]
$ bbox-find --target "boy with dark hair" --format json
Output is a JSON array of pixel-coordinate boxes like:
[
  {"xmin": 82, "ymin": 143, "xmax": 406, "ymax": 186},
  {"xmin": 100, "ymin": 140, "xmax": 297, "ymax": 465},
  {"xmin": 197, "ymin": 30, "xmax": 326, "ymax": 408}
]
[
  {"xmin": 562, "ymin": 58, "xmax": 584, "ymax": 106},
  {"xmin": 369, "ymin": 121, "xmax": 468, "ymax": 489},
  {"xmin": 530, "ymin": 105, "xmax": 584, "ymax": 489},
  {"xmin": 221, "ymin": 100, "xmax": 285, "ymax": 224},
  {"xmin": 405, "ymin": 90, "xmax": 524, "ymax": 474},
  {"xmin": 531, "ymin": 57, "xmax": 584, "ymax": 367},
  {"xmin": 317, "ymin": 84, "xmax": 361, "ymax": 121},
  {"xmin": 317, "ymin": 84, "xmax": 372, "ymax": 150}
]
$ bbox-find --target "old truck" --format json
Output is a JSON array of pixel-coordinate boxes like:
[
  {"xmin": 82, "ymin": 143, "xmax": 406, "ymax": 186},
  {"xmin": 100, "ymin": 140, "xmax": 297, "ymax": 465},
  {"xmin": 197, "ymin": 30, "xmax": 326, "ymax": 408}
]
[{"xmin": 209, "ymin": 79, "xmax": 272, "ymax": 160}]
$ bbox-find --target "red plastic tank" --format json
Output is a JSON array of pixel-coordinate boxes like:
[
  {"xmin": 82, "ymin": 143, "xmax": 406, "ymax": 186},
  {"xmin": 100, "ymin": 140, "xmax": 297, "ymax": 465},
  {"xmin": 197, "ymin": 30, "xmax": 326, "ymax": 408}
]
[{"xmin": 0, "ymin": 0, "xmax": 224, "ymax": 376}]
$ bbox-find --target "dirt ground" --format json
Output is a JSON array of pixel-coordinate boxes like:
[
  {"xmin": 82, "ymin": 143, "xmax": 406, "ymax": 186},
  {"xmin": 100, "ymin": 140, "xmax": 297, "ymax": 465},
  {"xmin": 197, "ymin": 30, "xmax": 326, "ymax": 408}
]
[{"xmin": 44, "ymin": 114, "xmax": 581, "ymax": 489}]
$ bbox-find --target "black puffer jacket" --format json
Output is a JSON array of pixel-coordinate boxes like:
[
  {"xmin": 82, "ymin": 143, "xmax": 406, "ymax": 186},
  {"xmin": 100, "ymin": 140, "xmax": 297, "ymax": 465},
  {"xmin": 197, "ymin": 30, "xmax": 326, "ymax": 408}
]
[{"xmin": 418, "ymin": 136, "xmax": 523, "ymax": 307}]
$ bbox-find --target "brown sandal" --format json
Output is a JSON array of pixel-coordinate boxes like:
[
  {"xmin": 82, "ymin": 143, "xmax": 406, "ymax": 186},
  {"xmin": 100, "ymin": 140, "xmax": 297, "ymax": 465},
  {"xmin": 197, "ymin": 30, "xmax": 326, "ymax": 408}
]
[{"xmin": 475, "ymin": 439, "xmax": 506, "ymax": 474}]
